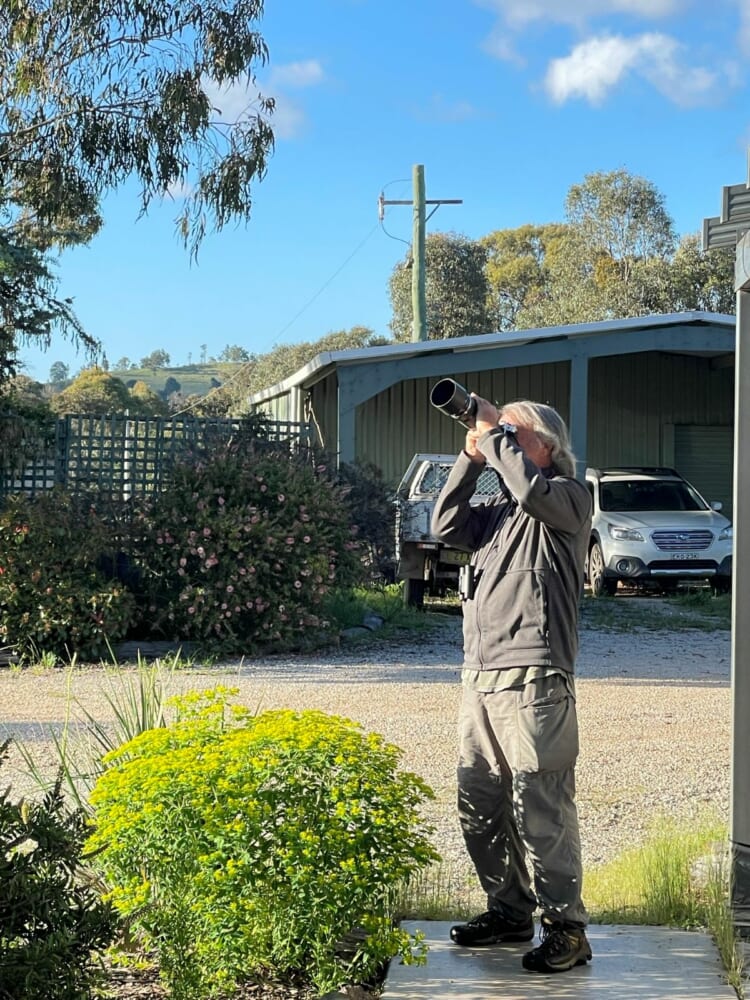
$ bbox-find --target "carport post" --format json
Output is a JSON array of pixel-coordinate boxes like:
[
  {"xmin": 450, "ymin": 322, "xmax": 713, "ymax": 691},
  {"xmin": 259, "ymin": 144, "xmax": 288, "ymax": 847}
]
[{"xmin": 730, "ymin": 233, "xmax": 750, "ymax": 931}]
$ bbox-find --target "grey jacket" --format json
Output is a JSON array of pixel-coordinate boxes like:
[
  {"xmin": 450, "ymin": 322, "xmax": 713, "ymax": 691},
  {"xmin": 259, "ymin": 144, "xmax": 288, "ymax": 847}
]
[{"xmin": 431, "ymin": 428, "xmax": 592, "ymax": 674}]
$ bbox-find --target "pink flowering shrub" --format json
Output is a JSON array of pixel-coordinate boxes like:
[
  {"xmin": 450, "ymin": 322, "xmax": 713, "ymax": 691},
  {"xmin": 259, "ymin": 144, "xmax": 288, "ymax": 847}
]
[
  {"xmin": 128, "ymin": 446, "xmax": 366, "ymax": 649},
  {"xmin": 0, "ymin": 490, "xmax": 137, "ymax": 661}
]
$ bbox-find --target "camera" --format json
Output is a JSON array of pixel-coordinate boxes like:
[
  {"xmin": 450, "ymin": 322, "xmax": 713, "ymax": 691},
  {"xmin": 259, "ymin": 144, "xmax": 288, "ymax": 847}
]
[{"xmin": 430, "ymin": 378, "xmax": 477, "ymax": 426}]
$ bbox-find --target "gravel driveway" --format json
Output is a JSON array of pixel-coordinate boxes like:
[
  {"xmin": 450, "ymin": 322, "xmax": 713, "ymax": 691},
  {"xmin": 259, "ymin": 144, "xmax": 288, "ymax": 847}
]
[{"xmin": 0, "ymin": 608, "xmax": 731, "ymax": 912}]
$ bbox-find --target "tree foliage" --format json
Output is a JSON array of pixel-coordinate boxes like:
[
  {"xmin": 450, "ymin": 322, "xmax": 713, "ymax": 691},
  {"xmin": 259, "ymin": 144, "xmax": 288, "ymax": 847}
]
[
  {"xmin": 565, "ymin": 169, "xmax": 676, "ymax": 264},
  {"xmin": 482, "ymin": 223, "xmax": 568, "ymax": 331},
  {"xmin": 50, "ymin": 366, "xmax": 135, "ymax": 415},
  {"xmin": 0, "ymin": 0, "xmax": 274, "ymax": 384},
  {"xmin": 140, "ymin": 349, "xmax": 171, "ymax": 369},
  {"xmin": 0, "ymin": 374, "xmax": 49, "ymax": 411},
  {"xmin": 389, "ymin": 232, "xmax": 496, "ymax": 342},
  {"xmin": 48, "ymin": 361, "xmax": 70, "ymax": 385},
  {"xmin": 129, "ymin": 379, "xmax": 169, "ymax": 416},
  {"xmin": 482, "ymin": 170, "xmax": 734, "ymax": 332},
  {"xmin": 0, "ymin": 231, "xmax": 96, "ymax": 382},
  {"xmin": 0, "ymin": 0, "xmax": 274, "ymax": 254},
  {"xmin": 205, "ymin": 326, "xmax": 388, "ymax": 414},
  {"xmin": 667, "ymin": 234, "xmax": 735, "ymax": 314},
  {"xmin": 218, "ymin": 344, "xmax": 251, "ymax": 362}
]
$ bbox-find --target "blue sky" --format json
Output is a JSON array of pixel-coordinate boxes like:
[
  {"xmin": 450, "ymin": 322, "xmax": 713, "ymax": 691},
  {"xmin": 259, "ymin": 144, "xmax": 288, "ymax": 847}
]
[{"xmin": 18, "ymin": 0, "xmax": 750, "ymax": 381}]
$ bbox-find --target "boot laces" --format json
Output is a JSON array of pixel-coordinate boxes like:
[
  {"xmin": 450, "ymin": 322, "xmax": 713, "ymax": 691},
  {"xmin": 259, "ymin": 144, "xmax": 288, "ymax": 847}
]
[{"xmin": 540, "ymin": 921, "xmax": 575, "ymax": 957}]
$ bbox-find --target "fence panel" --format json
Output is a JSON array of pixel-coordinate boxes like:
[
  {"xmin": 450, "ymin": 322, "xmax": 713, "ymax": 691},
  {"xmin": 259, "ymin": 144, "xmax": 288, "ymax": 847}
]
[{"xmin": 0, "ymin": 414, "xmax": 313, "ymax": 504}]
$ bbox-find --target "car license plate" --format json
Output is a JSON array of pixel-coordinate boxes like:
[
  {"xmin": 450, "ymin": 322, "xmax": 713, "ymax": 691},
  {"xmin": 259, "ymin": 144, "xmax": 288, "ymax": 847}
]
[
  {"xmin": 442, "ymin": 549, "xmax": 470, "ymax": 565},
  {"xmin": 673, "ymin": 553, "xmax": 698, "ymax": 560}
]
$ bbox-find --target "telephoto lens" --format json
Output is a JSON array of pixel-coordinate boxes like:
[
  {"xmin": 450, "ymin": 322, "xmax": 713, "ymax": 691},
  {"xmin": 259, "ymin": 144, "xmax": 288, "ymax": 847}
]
[{"xmin": 430, "ymin": 378, "xmax": 478, "ymax": 426}]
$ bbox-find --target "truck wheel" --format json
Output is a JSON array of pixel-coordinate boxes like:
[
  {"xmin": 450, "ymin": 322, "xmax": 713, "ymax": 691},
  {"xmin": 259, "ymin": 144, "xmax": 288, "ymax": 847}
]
[
  {"xmin": 403, "ymin": 578, "xmax": 425, "ymax": 608},
  {"xmin": 589, "ymin": 542, "xmax": 617, "ymax": 597}
]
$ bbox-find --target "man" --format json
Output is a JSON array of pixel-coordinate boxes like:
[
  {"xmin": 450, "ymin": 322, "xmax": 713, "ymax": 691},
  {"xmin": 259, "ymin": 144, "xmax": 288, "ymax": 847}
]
[{"xmin": 431, "ymin": 394, "xmax": 592, "ymax": 974}]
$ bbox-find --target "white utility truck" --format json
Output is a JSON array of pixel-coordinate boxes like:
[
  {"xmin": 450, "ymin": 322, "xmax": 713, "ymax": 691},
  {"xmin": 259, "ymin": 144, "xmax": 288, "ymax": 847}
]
[{"xmin": 394, "ymin": 453, "xmax": 499, "ymax": 605}]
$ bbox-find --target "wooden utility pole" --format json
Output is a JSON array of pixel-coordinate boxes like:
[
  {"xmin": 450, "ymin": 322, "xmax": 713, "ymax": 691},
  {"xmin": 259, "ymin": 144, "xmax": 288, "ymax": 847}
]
[
  {"xmin": 412, "ymin": 165, "xmax": 427, "ymax": 344},
  {"xmin": 378, "ymin": 165, "xmax": 462, "ymax": 342}
]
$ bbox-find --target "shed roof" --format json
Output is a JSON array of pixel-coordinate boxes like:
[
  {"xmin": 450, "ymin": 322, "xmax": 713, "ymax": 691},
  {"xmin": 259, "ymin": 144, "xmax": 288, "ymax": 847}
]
[{"xmin": 247, "ymin": 311, "xmax": 736, "ymax": 404}]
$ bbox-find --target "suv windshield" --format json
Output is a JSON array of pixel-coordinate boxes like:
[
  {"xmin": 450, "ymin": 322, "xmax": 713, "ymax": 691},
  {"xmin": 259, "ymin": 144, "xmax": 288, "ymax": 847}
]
[{"xmin": 599, "ymin": 479, "xmax": 708, "ymax": 513}]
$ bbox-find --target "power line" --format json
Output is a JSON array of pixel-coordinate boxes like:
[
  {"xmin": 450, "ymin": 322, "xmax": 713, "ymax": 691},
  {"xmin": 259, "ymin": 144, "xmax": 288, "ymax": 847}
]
[{"xmin": 169, "ymin": 220, "xmax": 383, "ymax": 417}]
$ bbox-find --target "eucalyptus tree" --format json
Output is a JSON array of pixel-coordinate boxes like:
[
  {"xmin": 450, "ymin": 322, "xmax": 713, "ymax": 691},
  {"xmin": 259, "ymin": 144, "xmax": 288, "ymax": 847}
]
[
  {"xmin": 140, "ymin": 350, "xmax": 172, "ymax": 369},
  {"xmin": 218, "ymin": 344, "xmax": 252, "ymax": 363},
  {"xmin": 238, "ymin": 325, "xmax": 385, "ymax": 404},
  {"xmin": 0, "ymin": 0, "xmax": 274, "ymax": 383},
  {"xmin": 388, "ymin": 232, "xmax": 496, "ymax": 342},
  {"xmin": 563, "ymin": 169, "xmax": 676, "ymax": 315},
  {"xmin": 482, "ymin": 223, "xmax": 568, "ymax": 331},
  {"xmin": 48, "ymin": 361, "xmax": 70, "ymax": 385},
  {"xmin": 485, "ymin": 170, "xmax": 733, "ymax": 330},
  {"xmin": 50, "ymin": 367, "xmax": 134, "ymax": 416},
  {"xmin": 667, "ymin": 234, "xmax": 735, "ymax": 315}
]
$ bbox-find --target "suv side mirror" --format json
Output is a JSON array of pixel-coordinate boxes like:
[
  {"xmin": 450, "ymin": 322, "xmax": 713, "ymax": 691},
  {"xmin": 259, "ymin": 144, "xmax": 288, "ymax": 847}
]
[{"xmin": 711, "ymin": 501, "xmax": 723, "ymax": 512}]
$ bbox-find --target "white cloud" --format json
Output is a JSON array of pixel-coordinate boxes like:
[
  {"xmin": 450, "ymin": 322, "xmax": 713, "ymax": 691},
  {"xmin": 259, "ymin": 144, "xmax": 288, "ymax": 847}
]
[
  {"xmin": 165, "ymin": 179, "xmax": 193, "ymax": 200},
  {"xmin": 411, "ymin": 94, "xmax": 483, "ymax": 123},
  {"xmin": 264, "ymin": 60, "xmax": 326, "ymax": 140},
  {"xmin": 476, "ymin": 0, "xmax": 684, "ymax": 31},
  {"xmin": 481, "ymin": 27, "xmax": 527, "ymax": 65},
  {"xmin": 544, "ymin": 32, "xmax": 719, "ymax": 106},
  {"xmin": 269, "ymin": 60, "xmax": 325, "ymax": 90},
  {"xmin": 738, "ymin": 0, "xmax": 750, "ymax": 55},
  {"xmin": 202, "ymin": 60, "xmax": 325, "ymax": 141},
  {"xmin": 202, "ymin": 75, "xmax": 257, "ymax": 123},
  {"xmin": 269, "ymin": 95, "xmax": 307, "ymax": 140}
]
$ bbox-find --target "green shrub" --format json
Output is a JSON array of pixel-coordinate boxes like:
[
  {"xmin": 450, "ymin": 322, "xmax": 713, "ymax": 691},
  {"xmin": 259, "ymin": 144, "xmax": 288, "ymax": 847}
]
[
  {"xmin": 0, "ymin": 741, "xmax": 116, "ymax": 1000},
  {"xmin": 126, "ymin": 445, "xmax": 367, "ymax": 651},
  {"xmin": 0, "ymin": 490, "xmax": 137, "ymax": 661},
  {"xmin": 336, "ymin": 461, "xmax": 396, "ymax": 580},
  {"xmin": 88, "ymin": 690, "xmax": 439, "ymax": 999}
]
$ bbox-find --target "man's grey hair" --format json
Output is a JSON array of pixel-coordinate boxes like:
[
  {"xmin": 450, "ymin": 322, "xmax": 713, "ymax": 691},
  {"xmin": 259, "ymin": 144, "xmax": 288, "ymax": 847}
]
[{"xmin": 499, "ymin": 400, "xmax": 577, "ymax": 478}]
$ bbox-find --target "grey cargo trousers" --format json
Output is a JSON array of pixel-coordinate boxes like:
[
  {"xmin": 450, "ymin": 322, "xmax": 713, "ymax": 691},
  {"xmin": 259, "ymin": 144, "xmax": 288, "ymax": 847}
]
[{"xmin": 457, "ymin": 672, "xmax": 588, "ymax": 926}]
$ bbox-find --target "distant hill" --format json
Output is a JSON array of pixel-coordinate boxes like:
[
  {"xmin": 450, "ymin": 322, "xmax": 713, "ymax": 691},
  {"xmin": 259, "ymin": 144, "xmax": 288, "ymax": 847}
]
[{"xmin": 109, "ymin": 363, "xmax": 244, "ymax": 399}]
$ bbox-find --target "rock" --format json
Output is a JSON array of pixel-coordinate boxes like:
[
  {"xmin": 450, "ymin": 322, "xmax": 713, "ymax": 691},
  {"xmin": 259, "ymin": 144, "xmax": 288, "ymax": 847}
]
[
  {"xmin": 340, "ymin": 627, "xmax": 370, "ymax": 641},
  {"xmin": 361, "ymin": 614, "xmax": 385, "ymax": 631}
]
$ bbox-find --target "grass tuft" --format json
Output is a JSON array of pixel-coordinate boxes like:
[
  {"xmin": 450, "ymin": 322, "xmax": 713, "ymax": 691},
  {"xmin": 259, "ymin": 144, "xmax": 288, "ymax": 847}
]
[
  {"xmin": 586, "ymin": 815, "xmax": 744, "ymax": 995},
  {"xmin": 322, "ymin": 583, "xmax": 432, "ymax": 634},
  {"xmin": 14, "ymin": 652, "xmax": 177, "ymax": 810},
  {"xmin": 395, "ymin": 863, "xmax": 476, "ymax": 923},
  {"xmin": 402, "ymin": 817, "xmax": 744, "ymax": 995}
]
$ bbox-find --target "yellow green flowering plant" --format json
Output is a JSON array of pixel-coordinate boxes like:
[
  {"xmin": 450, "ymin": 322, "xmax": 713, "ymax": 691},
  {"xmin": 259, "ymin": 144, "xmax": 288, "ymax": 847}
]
[{"xmin": 88, "ymin": 689, "xmax": 439, "ymax": 999}]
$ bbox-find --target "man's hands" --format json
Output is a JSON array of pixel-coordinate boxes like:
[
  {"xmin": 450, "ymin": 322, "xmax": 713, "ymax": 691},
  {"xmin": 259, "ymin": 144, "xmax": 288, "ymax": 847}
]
[{"xmin": 464, "ymin": 394, "xmax": 499, "ymax": 464}]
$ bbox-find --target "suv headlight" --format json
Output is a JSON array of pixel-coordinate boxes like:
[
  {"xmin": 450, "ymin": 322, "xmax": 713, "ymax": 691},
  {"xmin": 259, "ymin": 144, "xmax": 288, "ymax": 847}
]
[
  {"xmin": 608, "ymin": 523, "xmax": 645, "ymax": 542},
  {"xmin": 719, "ymin": 525, "xmax": 733, "ymax": 542}
]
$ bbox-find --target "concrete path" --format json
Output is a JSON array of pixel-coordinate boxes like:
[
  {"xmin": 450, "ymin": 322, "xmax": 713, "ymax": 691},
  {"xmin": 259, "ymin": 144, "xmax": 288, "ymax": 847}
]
[{"xmin": 381, "ymin": 922, "xmax": 738, "ymax": 999}]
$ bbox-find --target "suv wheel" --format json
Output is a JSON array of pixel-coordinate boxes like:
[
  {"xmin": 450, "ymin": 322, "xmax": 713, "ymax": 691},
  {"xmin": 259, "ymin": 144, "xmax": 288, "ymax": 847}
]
[{"xmin": 589, "ymin": 542, "xmax": 617, "ymax": 597}]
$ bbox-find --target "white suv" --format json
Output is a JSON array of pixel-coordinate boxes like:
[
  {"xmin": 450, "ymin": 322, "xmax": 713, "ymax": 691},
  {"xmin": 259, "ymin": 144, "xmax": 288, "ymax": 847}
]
[{"xmin": 585, "ymin": 467, "xmax": 733, "ymax": 597}]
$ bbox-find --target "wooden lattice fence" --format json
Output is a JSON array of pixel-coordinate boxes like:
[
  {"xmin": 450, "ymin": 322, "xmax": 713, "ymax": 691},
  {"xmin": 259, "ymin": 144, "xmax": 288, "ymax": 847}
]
[{"xmin": 0, "ymin": 413, "xmax": 314, "ymax": 504}]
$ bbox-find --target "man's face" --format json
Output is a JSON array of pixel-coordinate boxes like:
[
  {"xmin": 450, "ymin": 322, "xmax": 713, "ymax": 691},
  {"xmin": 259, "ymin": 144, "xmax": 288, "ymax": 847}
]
[{"xmin": 504, "ymin": 415, "xmax": 552, "ymax": 469}]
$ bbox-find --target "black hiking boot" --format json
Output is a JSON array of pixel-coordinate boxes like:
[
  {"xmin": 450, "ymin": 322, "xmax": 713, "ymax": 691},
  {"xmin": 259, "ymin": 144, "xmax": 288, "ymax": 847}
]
[
  {"xmin": 522, "ymin": 917, "xmax": 592, "ymax": 973},
  {"xmin": 450, "ymin": 909, "xmax": 534, "ymax": 947}
]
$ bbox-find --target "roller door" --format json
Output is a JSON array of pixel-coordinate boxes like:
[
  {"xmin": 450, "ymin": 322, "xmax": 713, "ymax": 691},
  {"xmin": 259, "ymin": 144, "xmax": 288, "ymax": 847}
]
[{"xmin": 674, "ymin": 425, "xmax": 733, "ymax": 519}]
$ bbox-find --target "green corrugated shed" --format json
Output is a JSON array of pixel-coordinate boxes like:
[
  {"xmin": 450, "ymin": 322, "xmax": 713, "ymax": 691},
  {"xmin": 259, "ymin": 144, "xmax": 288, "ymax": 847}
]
[{"xmin": 247, "ymin": 312, "xmax": 736, "ymax": 514}]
